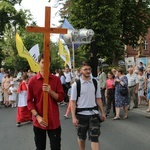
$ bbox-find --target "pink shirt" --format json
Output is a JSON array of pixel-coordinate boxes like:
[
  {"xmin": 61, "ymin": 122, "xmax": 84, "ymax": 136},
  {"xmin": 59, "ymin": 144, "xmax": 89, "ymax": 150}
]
[{"xmin": 106, "ymin": 79, "xmax": 115, "ymax": 89}]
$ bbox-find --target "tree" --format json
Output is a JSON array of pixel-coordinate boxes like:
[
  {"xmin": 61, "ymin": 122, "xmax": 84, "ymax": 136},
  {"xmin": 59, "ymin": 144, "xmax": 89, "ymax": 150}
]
[
  {"xmin": 0, "ymin": 0, "xmax": 24, "ymax": 36},
  {"xmin": 121, "ymin": 0, "xmax": 150, "ymax": 46},
  {"xmin": 58, "ymin": 0, "xmax": 150, "ymax": 67}
]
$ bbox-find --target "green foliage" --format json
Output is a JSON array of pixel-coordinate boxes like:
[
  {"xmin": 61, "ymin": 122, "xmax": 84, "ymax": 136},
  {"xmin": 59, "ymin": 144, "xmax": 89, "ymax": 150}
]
[
  {"xmin": 60, "ymin": 0, "xmax": 124, "ymax": 65},
  {"xmin": 0, "ymin": 0, "xmax": 37, "ymax": 72},
  {"xmin": 0, "ymin": 1, "xmax": 16, "ymax": 35},
  {"xmin": 58, "ymin": 0, "xmax": 150, "ymax": 66},
  {"xmin": 121, "ymin": 0, "xmax": 150, "ymax": 46},
  {"xmin": 50, "ymin": 42, "xmax": 65, "ymax": 71},
  {"xmin": 4, "ymin": 0, "xmax": 22, "ymax": 5}
]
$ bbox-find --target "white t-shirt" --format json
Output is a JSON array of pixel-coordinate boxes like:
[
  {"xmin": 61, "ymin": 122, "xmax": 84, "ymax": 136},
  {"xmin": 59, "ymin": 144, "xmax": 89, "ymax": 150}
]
[
  {"xmin": 60, "ymin": 75, "xmax": 66, "ymax": 85},
  {"xmin": 126, "ymin": 73, "xmax": 139, "ymax": 87},
  {"xmin": 64, "ymin": 72, "xmax": 73, "ymax": 83},
  {"xmin": 71, "ymin": 78, "xmax": 101, "ymax": 115}
]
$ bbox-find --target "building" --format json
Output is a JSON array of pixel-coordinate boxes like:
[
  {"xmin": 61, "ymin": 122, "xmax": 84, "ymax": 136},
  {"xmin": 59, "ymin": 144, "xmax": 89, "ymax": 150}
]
[{"xmin": 127, "ymin": 28, "xmax": 150, "ymax": 57}]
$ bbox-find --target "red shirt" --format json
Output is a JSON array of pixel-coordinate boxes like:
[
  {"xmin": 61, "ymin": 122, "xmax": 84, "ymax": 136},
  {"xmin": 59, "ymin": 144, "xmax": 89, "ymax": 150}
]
[{"xmin": 27, "ymin": 73, "xmax": 64, "ymax": 130}]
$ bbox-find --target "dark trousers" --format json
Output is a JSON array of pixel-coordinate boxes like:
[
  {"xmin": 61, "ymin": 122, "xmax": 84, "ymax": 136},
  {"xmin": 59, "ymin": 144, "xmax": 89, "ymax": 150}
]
[
  {"xmin": 33, "ymin": 126, "xmax": 61, "ymax": 150},
  {"xmin": 101, "ymin": 88, "xmax": 106, "ymax": 105},
  {"xmin": 0, "ymin": 92, "xmax": 4, "ymax": 105},
  {"xmin": 106, "ymin": 89, "xmax": 116, "ymax": 115},
  {"xmin": 64, "ymin": 82, "xmax": 70, "ymax": 102}
]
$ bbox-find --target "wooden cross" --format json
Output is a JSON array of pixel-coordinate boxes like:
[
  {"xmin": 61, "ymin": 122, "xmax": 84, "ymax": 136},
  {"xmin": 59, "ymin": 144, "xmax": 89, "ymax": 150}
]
[{"xmin": 26, "ymin": 7, "xmax": 67, "ymax": 124}]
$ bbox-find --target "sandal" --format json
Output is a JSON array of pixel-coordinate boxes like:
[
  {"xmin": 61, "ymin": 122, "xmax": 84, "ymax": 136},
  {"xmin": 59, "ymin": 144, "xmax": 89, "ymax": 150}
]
[
  {"xmin": 113, "ymin": 116, "xmax": 120, "ymax": 120},
  {"xmin": 123, "ymin": 116, "xmax": 128, "ymax": 119},
  {"xmin": 146, "ymin": 109, "xmax": 150, "ymax": 112}
]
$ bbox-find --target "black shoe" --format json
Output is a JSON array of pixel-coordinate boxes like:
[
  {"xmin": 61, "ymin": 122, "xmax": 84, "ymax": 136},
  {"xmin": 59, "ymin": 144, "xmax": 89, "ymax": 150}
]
[{"xmin": 133, "ymin": 106, "xmax": 138, "ymax": 109}]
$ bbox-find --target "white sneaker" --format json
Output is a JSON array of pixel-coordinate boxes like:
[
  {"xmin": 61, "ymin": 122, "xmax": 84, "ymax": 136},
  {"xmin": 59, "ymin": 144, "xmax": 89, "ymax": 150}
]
[
  {"xmin": 60, "ymin": 102, "xmax": 67, "ymax": 106},
  {"xmin": 63, "ymin": 115, "xmax": 69, "ymax": 119},
  {"xmin": 16, "ymin": 123, "xmax": 21, "ymax": 127}
]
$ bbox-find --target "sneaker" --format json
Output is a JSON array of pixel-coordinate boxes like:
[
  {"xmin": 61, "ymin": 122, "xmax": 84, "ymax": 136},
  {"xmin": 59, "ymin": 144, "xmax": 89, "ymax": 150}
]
[
  {"xmin": 16, "ymin": 123, "xmax": 21, "ymax": 127},
  {"xmin": 60, "ymin": 102, "xmax": 67, "ymax": 106},
  {"xmin": 106, "ymin": 113, "xmax": 110, "ymax": 118},
  {"xmin": 63, "ymin": 115, "xmax": 69, "ymax": 119}
]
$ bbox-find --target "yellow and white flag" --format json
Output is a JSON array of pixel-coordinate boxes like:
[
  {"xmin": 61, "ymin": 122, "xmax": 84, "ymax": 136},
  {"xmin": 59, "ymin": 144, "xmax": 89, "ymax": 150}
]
[
  {"xmin": 16, "ymin": 33, "xmax": 40, "ymax": 72},
  {"xmin": 58, "ymin": 39, "xmax": 71, "ymax": 68}
]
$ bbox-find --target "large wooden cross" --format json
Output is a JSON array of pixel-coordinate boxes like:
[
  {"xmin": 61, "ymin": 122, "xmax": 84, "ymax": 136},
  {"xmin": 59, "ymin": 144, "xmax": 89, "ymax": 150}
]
[{"xmin": 26, "ymin": 7, "xmax": 67, "ymax": 124}]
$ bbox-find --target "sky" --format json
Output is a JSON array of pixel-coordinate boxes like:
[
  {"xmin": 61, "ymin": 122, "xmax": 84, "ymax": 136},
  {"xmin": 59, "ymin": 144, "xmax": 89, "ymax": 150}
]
[{"xmin": 15, "ymin": 0, "xmax": 63, "ymax": 42}]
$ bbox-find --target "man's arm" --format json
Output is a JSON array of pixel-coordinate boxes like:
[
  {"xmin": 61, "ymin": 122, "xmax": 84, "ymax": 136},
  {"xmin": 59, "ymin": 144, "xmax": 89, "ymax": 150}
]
[
  {"xmin": 135, "ymin": 75, "xmax": 139, "ymax": 93},
  {"xmin": 70, "ymin": 82, "xmax": 78, "ymax": 126},
  {"xmin": 96, "ymin": 98, "xmax": 106, "ymax": 121},
  {"xmin": 71, "ymin": 100, "xmax": 78, "ymax": 126}
]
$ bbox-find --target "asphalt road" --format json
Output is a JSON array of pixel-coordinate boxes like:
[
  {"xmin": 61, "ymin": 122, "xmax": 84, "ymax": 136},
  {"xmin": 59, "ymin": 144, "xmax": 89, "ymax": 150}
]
[{"xmin": 0, "ymin": 104, "xmax": 150, "ymax": 150}]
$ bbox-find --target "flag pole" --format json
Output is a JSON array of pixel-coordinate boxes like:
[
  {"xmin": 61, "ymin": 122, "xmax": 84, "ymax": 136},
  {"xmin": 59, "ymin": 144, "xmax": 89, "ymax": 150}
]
[{"xmin": 72, "ymin": 42, "xmax": 75, "ymax": 76}]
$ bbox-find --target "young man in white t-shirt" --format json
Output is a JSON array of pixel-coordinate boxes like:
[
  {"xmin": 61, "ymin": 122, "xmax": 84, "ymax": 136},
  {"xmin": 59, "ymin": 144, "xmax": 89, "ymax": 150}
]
[
  {"xmin": 70, "ymin": 62, "xmax": 106, "ymax": 150},
  {"xmin": 64, "ymin": 67, "xmax": 73, "ymax": 102}
]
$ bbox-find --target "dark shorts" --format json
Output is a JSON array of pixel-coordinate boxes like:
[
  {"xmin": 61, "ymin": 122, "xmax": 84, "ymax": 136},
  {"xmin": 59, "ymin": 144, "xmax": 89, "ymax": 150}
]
[{"xmin": 76, "ymin": 114, "xmax": 101, "ymax": 142}]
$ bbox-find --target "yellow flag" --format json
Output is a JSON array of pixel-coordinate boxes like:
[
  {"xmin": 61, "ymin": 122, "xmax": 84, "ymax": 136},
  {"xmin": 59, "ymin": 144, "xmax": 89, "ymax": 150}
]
[
  {"xmin": 16, "ymin": 33, "xmax": 40, "ymax": 72},
  {"xmin": 58, "ymin": 39, "xmax": 71, "ymax": 68}
]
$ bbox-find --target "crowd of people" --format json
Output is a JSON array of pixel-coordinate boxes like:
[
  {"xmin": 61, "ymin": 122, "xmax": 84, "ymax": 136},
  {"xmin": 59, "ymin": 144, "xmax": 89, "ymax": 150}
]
[{"xmin": 0, "ymin": 58, "xmax": 150, "ymax": 150}]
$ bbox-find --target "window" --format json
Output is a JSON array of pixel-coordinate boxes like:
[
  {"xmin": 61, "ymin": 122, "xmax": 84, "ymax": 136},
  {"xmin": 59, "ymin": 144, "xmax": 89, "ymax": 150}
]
[
  {"xmin": 144, "ymin": 40, "xmax": 148, "ymax": 50},
  {"xmin": 133, "ymin": 44, "xmax": 137, "ymax": 51}
]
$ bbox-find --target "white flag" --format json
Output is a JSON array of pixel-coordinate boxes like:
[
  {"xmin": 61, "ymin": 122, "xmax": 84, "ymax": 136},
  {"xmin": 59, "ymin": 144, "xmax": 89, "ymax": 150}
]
[{"xmin": 29, "ymin": 44, "xmax": 40, "ymax": 62}]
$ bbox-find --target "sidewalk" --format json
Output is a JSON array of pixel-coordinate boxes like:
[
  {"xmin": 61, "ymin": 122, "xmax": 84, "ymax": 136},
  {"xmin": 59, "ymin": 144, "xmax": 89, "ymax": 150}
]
[{"xmin": 131, "ymin": 104, "xmax": 150, "ymax": 118}]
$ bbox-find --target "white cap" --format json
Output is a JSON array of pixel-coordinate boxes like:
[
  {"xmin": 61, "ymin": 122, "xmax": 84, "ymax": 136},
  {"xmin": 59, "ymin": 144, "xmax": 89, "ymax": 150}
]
[{"xmin": 10, "ymin": 81, "xmax": 14, "ymax": 85}]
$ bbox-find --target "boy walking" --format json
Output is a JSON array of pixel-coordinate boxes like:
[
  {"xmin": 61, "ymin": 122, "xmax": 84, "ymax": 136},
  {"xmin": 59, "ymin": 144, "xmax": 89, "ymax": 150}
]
[
  {"xmin": 27, "ymin": 53, "xmax": 64, "ymax": 150},
  {"xmin": 71, "ymin": 62, "xmax": 106, "ymax": 150}
]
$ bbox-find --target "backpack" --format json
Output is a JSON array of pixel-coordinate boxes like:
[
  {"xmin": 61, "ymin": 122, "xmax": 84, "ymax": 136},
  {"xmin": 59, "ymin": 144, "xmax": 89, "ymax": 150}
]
[{"xmin": 75, "ymin": 78, "xmax": 98, "ymax": 113}]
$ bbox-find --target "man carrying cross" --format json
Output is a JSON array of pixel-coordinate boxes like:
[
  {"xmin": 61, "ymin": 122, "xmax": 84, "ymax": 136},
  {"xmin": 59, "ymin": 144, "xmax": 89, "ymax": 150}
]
[
  {"xmin": 27, "ymin": 7, "xmax": 67, "ymax": 150},
  {"xmin": 27, "ymin": 53, "xmax": 64, "ymax": 150}
]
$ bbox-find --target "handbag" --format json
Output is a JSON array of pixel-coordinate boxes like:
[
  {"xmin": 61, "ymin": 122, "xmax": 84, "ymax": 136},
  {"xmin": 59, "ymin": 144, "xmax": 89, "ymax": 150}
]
[{"xmin": 120, "ymin": 86, "xmax": 128, "ymax": 96}]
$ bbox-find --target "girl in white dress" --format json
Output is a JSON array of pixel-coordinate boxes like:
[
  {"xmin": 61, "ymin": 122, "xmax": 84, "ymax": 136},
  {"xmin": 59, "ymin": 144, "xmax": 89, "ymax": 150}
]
[
  {"xmin": 16, "ymin": 75, "xmax": 32, "ymax": 127},
  {"xmin": 8, "ymin": 81, "xmax": 17, "ymax": 108}
]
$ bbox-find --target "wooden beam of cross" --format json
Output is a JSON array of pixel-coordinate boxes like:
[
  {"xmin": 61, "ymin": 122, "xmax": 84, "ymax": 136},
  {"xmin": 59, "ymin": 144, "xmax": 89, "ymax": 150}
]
[{"xmin": 26, "ymin": 7, "xmax": 67, "ymax": 124}]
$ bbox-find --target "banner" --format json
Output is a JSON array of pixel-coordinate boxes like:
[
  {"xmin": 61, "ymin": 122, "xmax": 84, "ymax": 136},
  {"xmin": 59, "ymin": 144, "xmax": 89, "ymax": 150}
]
[
  {"xmin": 29, "ymin": 44, "xmax": 40, "ymax": 62},
  {"xmin": 16, "ymin": 33, "xmax": 40, "ymax": 72},
  {"xmin": 125, "ymin": 57, "xmax": 135, "ymax": 69},
  {"xmin": 58, "ymin": 39, "xmax": 71, "ymax": 69},
  {"xmin": 136, "ymin": 57, "xmax": 147, "ymax": 67}
]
